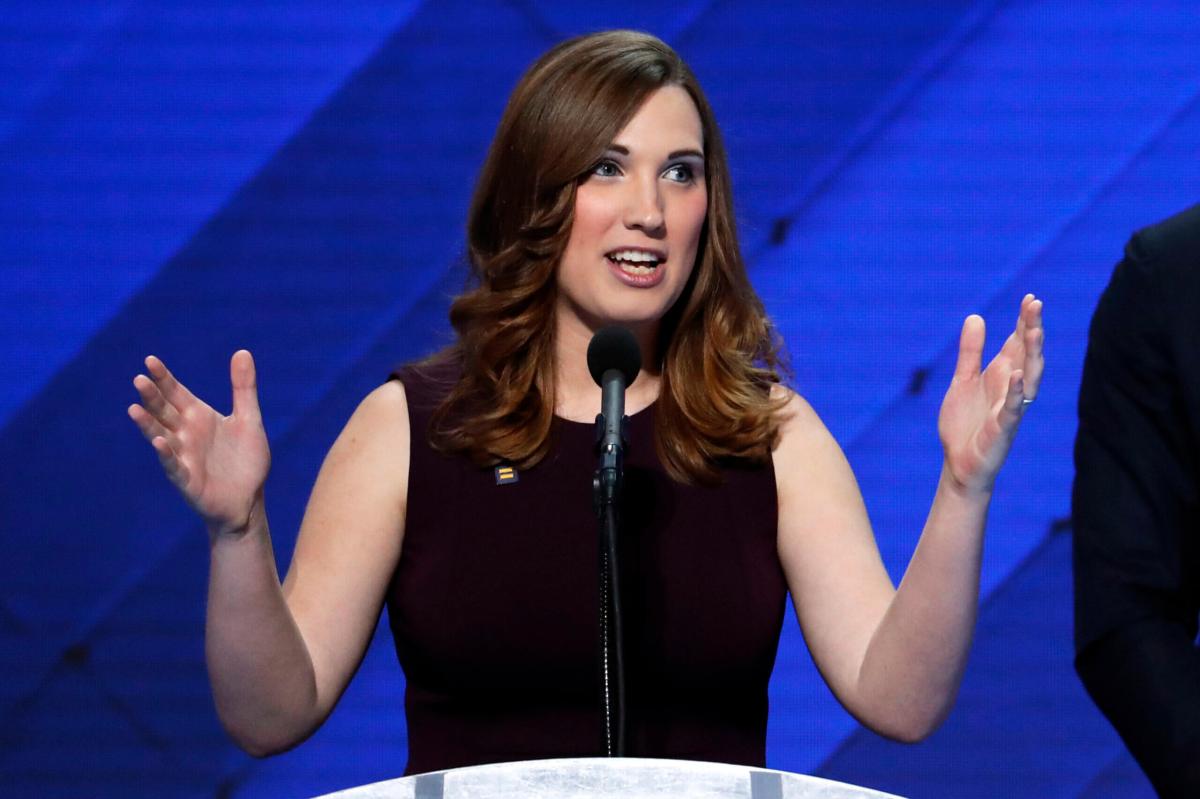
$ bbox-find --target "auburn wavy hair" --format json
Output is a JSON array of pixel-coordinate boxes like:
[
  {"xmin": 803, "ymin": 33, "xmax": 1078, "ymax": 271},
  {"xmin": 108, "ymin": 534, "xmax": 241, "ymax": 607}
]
[{"xmin": 425, "ymin": 29, "xmax": 788, "ymax": 484}]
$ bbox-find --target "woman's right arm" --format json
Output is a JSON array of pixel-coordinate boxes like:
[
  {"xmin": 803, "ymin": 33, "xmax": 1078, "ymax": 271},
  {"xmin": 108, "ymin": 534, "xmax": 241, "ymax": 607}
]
[{"xmin": 128, "ymin": 351, "xmax": 410, "ymax": 756}]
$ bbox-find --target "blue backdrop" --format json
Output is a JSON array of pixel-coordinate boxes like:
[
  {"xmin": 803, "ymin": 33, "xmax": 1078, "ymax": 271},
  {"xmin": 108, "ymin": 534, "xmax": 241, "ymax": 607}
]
[{"xmin": 3, "ymin": 1, "xmax": 1199, "ymax": 796}]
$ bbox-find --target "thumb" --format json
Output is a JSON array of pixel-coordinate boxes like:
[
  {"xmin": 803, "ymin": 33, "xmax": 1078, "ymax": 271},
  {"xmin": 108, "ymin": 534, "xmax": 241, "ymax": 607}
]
[
  {"xmin": 953, "ymin": 315, "xmax": 985, "ymax": 380},
  {"xmin": 230, "ymin": 350, "xmax": 261, "ymax": 420}
]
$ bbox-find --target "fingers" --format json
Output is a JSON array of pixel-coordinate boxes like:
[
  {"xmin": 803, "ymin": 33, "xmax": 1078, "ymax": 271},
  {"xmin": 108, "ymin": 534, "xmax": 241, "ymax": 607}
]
[
  {"xmin": 953, "ymin": 314, "xmax": 985, "ymax": 379},
  {"xmin": 127, "ymin": 402, "xmax": 190, "ymax": 486},
  {"xmin": 150, "ymin": 434, "xmax": 190, "ymax": 488},
  {"xmin": 1014, "ymin": 293, "xmax": 1030, "ymax": 341},
  {"xmin": 145, "ymin": 355, "xmax": 196, "ymax": 409},
  {"xmin": 129, "ymin": 355, "xmax": 195, "ymax": 491},
  {"xmin": 128, "ymin": 384, "xmax": 186, "ymax": 486},
  {"xmin": 1021, "ymin": 295, "xmax": 1044, "ymax": 400},
  {"xmin": 994, "ymin": 294, "xmax": 1031, "ymax": 364},
  {"xmin": 132, "ymin": 372, "xmax": 183, "ymax": 430},
  {"xmin": 127, "ymin": 401, "xmax": 171, "ymax": 444},
  {"xmin": 229, "ymin": 350, "xmax": 261, "ymax": 421},
  {"xmin": 1000, "ymin": 368, "xmax": 1026, "ymax": 427}
]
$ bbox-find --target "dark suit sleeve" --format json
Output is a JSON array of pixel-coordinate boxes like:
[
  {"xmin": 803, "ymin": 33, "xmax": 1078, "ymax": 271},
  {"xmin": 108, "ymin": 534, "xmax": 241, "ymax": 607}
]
[
  {"xmin": 1075, "ymin": 619, "xmax": 1200, "ymax": 796},
  {"xmin": 1073, "ymin": 229, "xmax": 1200, "ymax": 797}
]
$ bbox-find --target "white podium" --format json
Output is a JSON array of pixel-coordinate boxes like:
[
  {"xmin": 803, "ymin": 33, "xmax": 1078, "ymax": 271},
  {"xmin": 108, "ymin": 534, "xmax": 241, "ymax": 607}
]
[{"xmin": 314, "ymin": 757, "xmax": 904, "ymax": 798}]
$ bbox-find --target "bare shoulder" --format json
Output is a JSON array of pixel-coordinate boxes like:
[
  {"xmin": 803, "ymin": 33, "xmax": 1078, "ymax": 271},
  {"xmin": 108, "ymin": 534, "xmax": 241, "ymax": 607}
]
[
  {"xmin": 770, "ymin": 385, "xmax": 837, "ymax": 463},
  {"xmin": 292, "ymin": 380, "xmax": 411, "ymax": 558},
  {"xmin": 770, "ymin": 383, "xmax": 821, "ymax": 428},
  {"xmin": 350, "ymin": 379, "xmax": 409, "ymax": 435},
  {"xmin": 322, "ymin": 380, "xmax": 410, "ymax": 472},
  {"xmin": 769, "ymin": 384, "xmax": 865, "ymax": 515}
]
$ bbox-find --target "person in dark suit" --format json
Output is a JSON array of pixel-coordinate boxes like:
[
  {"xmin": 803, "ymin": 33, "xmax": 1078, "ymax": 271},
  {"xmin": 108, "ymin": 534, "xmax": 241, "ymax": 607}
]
[{"xmin": 1074, "ymin": 202, "xmax": 1200, "ymax": 797}]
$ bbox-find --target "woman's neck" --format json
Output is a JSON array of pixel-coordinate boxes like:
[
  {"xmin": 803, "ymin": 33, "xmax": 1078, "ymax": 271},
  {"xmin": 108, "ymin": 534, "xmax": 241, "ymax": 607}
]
[{"xmin": 553, "ymin": 316, "xmax": 662, "ymax": 423}]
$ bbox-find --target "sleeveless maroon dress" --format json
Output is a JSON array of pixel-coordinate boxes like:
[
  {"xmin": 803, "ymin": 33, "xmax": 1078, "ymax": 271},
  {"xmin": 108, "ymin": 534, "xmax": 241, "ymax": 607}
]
[{"xmin": 387, "ymin": 361, "xmax": 786, "ymax": 775}]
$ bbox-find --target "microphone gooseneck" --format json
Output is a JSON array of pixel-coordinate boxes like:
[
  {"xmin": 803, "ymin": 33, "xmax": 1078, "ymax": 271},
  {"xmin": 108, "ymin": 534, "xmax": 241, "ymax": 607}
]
[
  {"xmin": 587, "ymin": 326, "xmax": 641, "ymax": 488},
  {"xmin": 586, "ymin": 326, "xmax": 640, "ymax": 759}
]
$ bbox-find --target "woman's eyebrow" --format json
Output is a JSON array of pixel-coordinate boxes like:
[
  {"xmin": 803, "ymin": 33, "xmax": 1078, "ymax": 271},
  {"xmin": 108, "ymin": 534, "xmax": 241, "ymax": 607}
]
[{"xmin": 605, "ymin": 144, "xmax": 705, "ymax": 161}]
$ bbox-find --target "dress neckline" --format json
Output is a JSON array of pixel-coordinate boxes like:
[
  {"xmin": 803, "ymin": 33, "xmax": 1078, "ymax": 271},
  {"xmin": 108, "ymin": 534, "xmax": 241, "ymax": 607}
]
[{"xmin": 554, "ymin": 401, "xmax": 655, "ymax": 428}]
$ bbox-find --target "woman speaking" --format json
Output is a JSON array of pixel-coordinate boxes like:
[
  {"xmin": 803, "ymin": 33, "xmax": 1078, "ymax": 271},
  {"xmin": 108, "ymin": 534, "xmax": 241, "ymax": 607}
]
[{"xmin": 127, "ymin": 30, "xmax": 1044, "ymax": 775}]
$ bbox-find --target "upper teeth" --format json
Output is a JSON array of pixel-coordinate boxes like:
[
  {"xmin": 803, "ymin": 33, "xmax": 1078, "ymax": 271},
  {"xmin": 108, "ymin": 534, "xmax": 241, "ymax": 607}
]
[{"xmin": 609, "ymin": 250, "xmax": 661, "ymax": 264}]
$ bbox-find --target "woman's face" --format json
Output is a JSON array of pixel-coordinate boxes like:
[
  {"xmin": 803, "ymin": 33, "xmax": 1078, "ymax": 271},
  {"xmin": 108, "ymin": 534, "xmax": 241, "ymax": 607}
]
[{"xmin": 555, "ymin": 85, "xmax": 708, "ymax": 344}]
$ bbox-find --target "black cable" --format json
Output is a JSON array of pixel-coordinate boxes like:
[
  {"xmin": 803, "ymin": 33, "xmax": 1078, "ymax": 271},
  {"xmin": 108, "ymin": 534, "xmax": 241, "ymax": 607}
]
[
  {"xmin": 603, "ymin": 503, "xmax": 627, "ymax": 757},
  {"xmin": 599, "ymin": 546, "xmax": 613, "ymax": 757}
]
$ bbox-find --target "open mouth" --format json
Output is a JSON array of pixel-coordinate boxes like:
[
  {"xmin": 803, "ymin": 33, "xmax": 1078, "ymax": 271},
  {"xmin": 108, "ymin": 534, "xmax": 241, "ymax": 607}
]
[{"xmin": 605, "ymin": 248, "xmax": 665, "ymax": 276}]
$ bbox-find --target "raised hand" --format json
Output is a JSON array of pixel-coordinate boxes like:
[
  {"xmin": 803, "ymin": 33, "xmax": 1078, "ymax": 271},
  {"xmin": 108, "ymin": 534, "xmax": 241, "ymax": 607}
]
[
  {"xmin": 938, "ymin": 294, "xmax": 1044, "ymax": 495},
  {"xmin": 127, "ymin": 350, "xmax": 271, "ymax": 537}
]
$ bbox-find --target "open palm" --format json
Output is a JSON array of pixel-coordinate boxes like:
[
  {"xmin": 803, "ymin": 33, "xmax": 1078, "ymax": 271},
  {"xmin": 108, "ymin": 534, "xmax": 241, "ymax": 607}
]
[
  {"xmin": 939, "ymin": 294, "xmax": 1044, "ymax": 495},
  {"xmin": 128, "ymin": 350, "xmax": 270, "ymax": 536}
]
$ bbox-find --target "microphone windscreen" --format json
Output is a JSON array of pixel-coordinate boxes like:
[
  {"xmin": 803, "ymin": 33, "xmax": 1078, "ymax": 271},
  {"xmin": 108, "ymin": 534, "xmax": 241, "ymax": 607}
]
[{"xmin": 587, "ymin": 326, "xmax": 641, "ymax": 388}]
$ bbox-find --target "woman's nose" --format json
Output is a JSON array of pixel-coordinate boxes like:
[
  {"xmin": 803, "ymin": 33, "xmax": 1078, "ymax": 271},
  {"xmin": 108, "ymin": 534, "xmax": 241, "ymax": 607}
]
[{"xmin": 623, "ymin": 175, "xmax": 665, "ymax": 233}]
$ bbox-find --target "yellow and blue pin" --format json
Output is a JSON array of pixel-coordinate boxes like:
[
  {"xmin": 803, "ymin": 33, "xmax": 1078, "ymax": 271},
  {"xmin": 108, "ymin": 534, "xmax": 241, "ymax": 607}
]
[{"xmin": 494, "ymin": 464, "xmax": 519, "ymax": 485}]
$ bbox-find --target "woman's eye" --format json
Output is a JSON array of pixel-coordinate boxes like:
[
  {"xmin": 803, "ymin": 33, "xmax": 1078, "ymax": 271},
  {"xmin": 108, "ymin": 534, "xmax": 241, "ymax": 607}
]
[
  {"xmin": 592, "ymin": 160, "xmax": 620, "ymax": 178},
  {"xmin": 664, "ymin": 164, "xmax": 695, "ymax": 183}
]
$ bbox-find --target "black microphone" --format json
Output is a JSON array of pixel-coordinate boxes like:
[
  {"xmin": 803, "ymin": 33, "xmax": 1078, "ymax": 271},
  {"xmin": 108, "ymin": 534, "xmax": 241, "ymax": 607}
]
[
  {"xmin": 586, "ymin": 325, "xmax": 640, "ymax": 759},
  {"xmin": 587, "ymin": 326, "xmax": 641, "ymax": 485}
]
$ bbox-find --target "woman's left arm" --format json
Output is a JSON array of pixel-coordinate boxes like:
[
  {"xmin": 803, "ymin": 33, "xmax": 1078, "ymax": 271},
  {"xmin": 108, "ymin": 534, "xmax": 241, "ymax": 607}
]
[{"xmin": 775, "ymin": 294, "xmax": 1043, "ymax": 742}]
